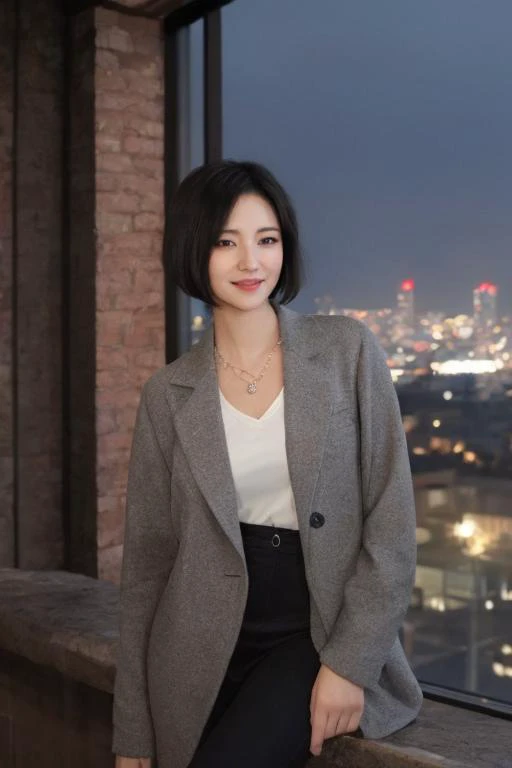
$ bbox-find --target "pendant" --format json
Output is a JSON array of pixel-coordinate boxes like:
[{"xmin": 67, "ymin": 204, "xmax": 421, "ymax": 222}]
[{"xmin": 247, "ymin": 382, "xmax": 257, "ymax": 394}]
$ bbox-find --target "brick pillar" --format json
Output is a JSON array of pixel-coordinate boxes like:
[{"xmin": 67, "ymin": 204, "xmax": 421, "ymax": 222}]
[{"xmin": 69, "ymin": 8, "xmax": 165, "ymax": 582}]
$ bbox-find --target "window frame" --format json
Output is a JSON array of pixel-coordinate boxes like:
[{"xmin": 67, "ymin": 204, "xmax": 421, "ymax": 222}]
[{"xmin": 164, "ymin": 0, "xmax": 230, "ymax": 361}]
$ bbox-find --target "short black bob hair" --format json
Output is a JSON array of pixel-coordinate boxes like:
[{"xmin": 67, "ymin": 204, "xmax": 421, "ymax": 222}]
[{"xmin": 166, "ymin": 160, "xmax": 303, "ymax": 307}]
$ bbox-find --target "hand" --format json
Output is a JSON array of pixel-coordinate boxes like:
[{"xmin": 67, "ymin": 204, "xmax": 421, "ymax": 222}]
[
  {"xmin": 309, "ymin": 664, "xmax": 364, "ymax": 756},
  {"xmin": 115, "ymin": 757, "xmax": 151, "ymax": 768}
]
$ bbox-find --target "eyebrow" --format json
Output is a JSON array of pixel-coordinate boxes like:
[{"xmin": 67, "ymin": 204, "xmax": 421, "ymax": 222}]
[{"xmin": 219, "ymin": 227, "xmax": 280, "ymax": 235}]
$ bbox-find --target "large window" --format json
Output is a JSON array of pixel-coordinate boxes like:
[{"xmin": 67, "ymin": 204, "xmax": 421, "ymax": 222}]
[
  {"xmin": 219, "ymin": 0, "xmax": 512, "ymax": 709},
  {"xmin": 168, "ymin": 0, "xmax": 512, "ymax": 711}
]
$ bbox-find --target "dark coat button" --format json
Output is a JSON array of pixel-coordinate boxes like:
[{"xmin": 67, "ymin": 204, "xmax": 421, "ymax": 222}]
[{"xmin": 309, "ymin": 512, "xmax": 325, "ymax": 529}]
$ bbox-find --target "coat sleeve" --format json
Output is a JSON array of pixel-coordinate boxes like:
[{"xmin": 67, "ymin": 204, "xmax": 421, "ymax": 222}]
[
  {"xmin": 112, "ymin": 380, "xmax": 178, "ymax": 758},
  {"xmin": 319, "ymin": 323, "xmax": 417, "ymax": 690}
]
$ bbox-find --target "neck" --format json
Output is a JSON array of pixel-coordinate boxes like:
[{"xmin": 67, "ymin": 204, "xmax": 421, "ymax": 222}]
[{"xmin": 212, "ymin": 301, "xmax": 280, "ymax": 369}]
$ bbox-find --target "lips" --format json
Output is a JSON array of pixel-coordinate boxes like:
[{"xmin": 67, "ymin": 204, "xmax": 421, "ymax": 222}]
[{"xmin": 233, "ymin": 280, "xmax": 263, "ymax": 286}]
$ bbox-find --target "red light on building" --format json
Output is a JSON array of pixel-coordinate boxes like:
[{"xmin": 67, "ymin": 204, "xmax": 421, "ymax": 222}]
[
  {"xmin": 401, "ymin": 279, "xmax": 415, "ymax": 292},
  {"xmin": 477, "ymin": 282, "xmax": 498, "ymax": 296}
]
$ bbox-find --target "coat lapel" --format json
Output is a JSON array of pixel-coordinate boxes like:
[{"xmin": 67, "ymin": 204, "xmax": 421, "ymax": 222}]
[
  {"xmin": 170, "ymin": 329, "xmax": 245, "ymax": 559},
  {"xmin": 282, "ymin": 354, "xmax": 333, "ymax": 536},
  {"xmin": 164, "ymin": 303, "xmax": 336, "ymax": 558},
  {"xmin": 279, "ymin": 306, "xmax": 335, "ymax": 537}
]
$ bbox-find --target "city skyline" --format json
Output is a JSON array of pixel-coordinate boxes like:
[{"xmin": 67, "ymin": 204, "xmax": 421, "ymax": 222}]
[
  {"xmin": 315, "ymin": 278, "xmax": 509, "ymax": 320},
  {"xmin": 220, "ymin": 0, "xmax": 512, "ymax": 318}
]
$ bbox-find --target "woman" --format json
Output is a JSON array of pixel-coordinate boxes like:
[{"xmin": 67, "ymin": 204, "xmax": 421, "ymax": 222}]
[{"xmin": 112, "ymin": 160, "xmax": 423, "ymax": 768}]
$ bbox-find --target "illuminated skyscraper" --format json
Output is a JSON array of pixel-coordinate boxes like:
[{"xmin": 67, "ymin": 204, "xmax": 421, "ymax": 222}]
[
  {"xmin": 397, "ymin": 278, "xmax": 415, "ymax": 329},
  {"xmin": 473, "ymin": 282, "xmax": 498, "ymax": 355},
  {"xmin": 473, "ymin": 282, "xmax": 498, "ymax": 331},
  {"xmin": 392, "ymin": 279, "xmax": 415, "ymax": 345}
]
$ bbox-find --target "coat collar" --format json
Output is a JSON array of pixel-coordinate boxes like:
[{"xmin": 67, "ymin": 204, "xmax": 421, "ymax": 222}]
[
  {"xmin": 164, "ymin": 301, "xmax": 335, "ymax": 562},
  {"xmin": 167, "ymin": 301, "xmax": 330, "ymax": 386}
]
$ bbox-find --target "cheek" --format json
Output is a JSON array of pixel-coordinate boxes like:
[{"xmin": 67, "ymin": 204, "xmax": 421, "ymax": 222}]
[
  {"xmin": 266, "ymin": 248, "xmax": 284, "ymax": 275},
  {"xmin": 208, "ymin": 252, "xmax": 225, "ymax": 284}
]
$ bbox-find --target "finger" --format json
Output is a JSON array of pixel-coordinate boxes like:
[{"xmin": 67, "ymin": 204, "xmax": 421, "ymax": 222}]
[
  {"xmin": 309, "ymin": 679, "xmax": 318, "ymax": 719},
  {"xmin": 346, "ymin": 710, "xmax": 362, "ymax": 733},
  {"xmin": 334, "ymin": 711, "xmax": 351, "ymax": 735},
  {"xmin": 310, "ymin": 707, "xmax": 328, "ymax": 756},
  {"xmin": 323, "ymin": 712, "xmax": 340, "ymax": 741}
]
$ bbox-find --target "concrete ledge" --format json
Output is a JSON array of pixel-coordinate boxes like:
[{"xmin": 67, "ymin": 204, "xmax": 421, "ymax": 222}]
[
  {"xmin": 1, "ymin": 569, "xmax": 510, "ymax": 768},
  {"xmin": 0, "ymin": 569, "xmax": 117, "ymax": 693},
  {"xmin": 309, "ymin": 699, "xmax": 512, "ymax": 767}
]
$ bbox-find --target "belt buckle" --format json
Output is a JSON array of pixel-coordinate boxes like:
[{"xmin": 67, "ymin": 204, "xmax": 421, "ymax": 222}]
[{"xmin": 271, "ymin": 532, "xmax": 281, "ymax": 548}]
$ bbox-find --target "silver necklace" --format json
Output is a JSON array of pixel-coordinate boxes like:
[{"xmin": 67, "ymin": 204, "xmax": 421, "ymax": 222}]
[{"xmin": 214, "ymin": 337, "xmax": 283, "ymax": 394}]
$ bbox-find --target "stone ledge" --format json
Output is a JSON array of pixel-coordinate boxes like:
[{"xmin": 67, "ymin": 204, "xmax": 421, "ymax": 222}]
[
  {"xmin": 309, "ymin": 699, "xmax": 512, "ymax": 768},
  {"xmin": 0, "ymin": 568, "xmax": 117, "ymax": 693},
  {"xmin": 1, "ymin": 569, "xmax": 510, "ymax": 768}
]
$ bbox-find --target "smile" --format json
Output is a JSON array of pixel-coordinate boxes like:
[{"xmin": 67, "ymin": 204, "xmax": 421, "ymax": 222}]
[{"xmin": 232, "ymin": 280, "xmax": 264, "ymax": 291}]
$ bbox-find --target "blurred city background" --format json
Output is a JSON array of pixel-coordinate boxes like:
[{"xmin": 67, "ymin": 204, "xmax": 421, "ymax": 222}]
[{"xmin": 188, "ymin": 0, "xmax": 512, "ymax": 710}]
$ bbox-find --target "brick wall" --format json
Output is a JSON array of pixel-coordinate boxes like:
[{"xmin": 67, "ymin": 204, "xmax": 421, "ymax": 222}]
[
  {"xmin": 77, "ymin": 8, "xmax": 165, "ymax": 580},
  {"xmin": 93, "ymin": 8, "xmax": 165, "ymax": 581},
  {"xmin": 0, "ymin": 3, "xmax": 166, "ymax": 580}
]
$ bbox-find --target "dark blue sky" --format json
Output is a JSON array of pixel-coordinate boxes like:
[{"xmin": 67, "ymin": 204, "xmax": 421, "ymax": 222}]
[{"xmin": 218, "ymin": 0, "xmax": 512, "ymax": 317}]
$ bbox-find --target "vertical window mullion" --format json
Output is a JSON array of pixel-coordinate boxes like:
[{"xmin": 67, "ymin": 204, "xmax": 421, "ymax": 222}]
[
  {"xmin": 164, "ymin": 23, "xmax": 192, "ymax": 361},
  {"xmin": 204, "ymin": 9, "xmax": 222, "ymax": 163}
]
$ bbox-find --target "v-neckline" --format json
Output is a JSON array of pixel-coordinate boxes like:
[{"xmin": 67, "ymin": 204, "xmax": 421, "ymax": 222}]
[{"xmin": 219, "ymin": 387, "xmax": 284, "ymax": 423}]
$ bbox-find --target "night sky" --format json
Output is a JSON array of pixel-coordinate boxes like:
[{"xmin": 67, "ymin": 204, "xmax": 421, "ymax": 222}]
[{"xmin": 215, "ymin": 0, "xmax": 512, "ymax": 318}]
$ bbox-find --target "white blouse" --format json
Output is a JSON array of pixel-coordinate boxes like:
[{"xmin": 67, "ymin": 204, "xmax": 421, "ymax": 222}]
[{"xmin": 219, "ymin": 387, "xmax": 299, "ymax": 530}]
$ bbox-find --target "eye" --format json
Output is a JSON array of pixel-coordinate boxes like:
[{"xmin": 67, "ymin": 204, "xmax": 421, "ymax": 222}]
[
  {"xmin": 215, "ymin": 239, "xmax": 234, "ymax": 248},
  {"xmin": 260, "ymin": 236, "xmax": 278, "ymax": 245}
]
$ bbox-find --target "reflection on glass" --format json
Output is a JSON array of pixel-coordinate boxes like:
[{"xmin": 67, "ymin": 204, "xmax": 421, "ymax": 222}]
[
  {"xmin": 191, "ymin": 299, "xmax": 212, "ymax": 345},
  {"xmin": 219, "ymin": 0, "xmax": 512, "ymax": 704}
]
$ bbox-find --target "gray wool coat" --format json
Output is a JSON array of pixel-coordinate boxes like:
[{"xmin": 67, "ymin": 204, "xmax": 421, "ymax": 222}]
[{"xmin": 112, "ymin": 302, "xmax": 423, "ymax": 768}]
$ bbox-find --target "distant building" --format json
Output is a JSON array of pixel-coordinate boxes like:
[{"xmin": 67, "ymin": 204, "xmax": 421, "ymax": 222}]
[
  {"xmin": 473, "ymin": 282, "xmax": 497, "ymax": 325},
  {"xmin": 473, "ymin": 282, "xmax": 498, "ymax": 354},
  {"xmin": 393, "ymin": 278, "xmax": 415, "ymax": 344},
  {"xmin": 397, "ymin": 278, "xmax": 415, "ymax": 325}
]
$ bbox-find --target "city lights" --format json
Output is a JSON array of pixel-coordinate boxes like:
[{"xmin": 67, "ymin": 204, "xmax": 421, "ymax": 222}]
[
  {"xmin": 492, "ymin": 662, "xmax": 512, "ymax": 678},
  {"xmin": 432, "ymin": 359, "xmax": 499, "ymax": 375},
  {"xmin": 320, "ymin": 278, "xmax": 511, "ymax": 377},
  {"xmin": 429, "ymin": 597, "xmax": 446, "ymax": 612},
  {"xmin": 454, "ymin": 519, "xmax": 477, "ymax": 539}
]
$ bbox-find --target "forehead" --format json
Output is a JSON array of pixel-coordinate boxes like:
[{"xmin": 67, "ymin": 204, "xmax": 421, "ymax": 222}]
[{"xmin": 225, "ymin": 193, "xmax": 279, "ymax": 226}]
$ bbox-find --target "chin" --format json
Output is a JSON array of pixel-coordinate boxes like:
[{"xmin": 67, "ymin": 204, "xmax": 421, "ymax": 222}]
[{"xmin": 218, "ymin": 290, "xmax": 272, "ymax": 312}]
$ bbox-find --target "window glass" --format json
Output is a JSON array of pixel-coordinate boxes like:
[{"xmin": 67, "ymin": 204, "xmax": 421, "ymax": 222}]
[
  {"xmin": 189, "ymin": 19, "xmax": 211, "ymax": 343},
  {"xmin": 221, "ymin": 0, "xmax": 512, "ymax": 705}
]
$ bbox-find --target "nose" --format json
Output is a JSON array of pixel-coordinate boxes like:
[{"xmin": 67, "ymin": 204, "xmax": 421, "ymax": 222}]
[{"xmin": 238, "ymin": 243, "xmax": 259, "ymax": 271}]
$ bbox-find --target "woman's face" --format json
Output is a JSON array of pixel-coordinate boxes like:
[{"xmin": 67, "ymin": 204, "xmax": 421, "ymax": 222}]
[{"xmin": 208, "ymin": 193, "xmax": 283, "ymax": 312}]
